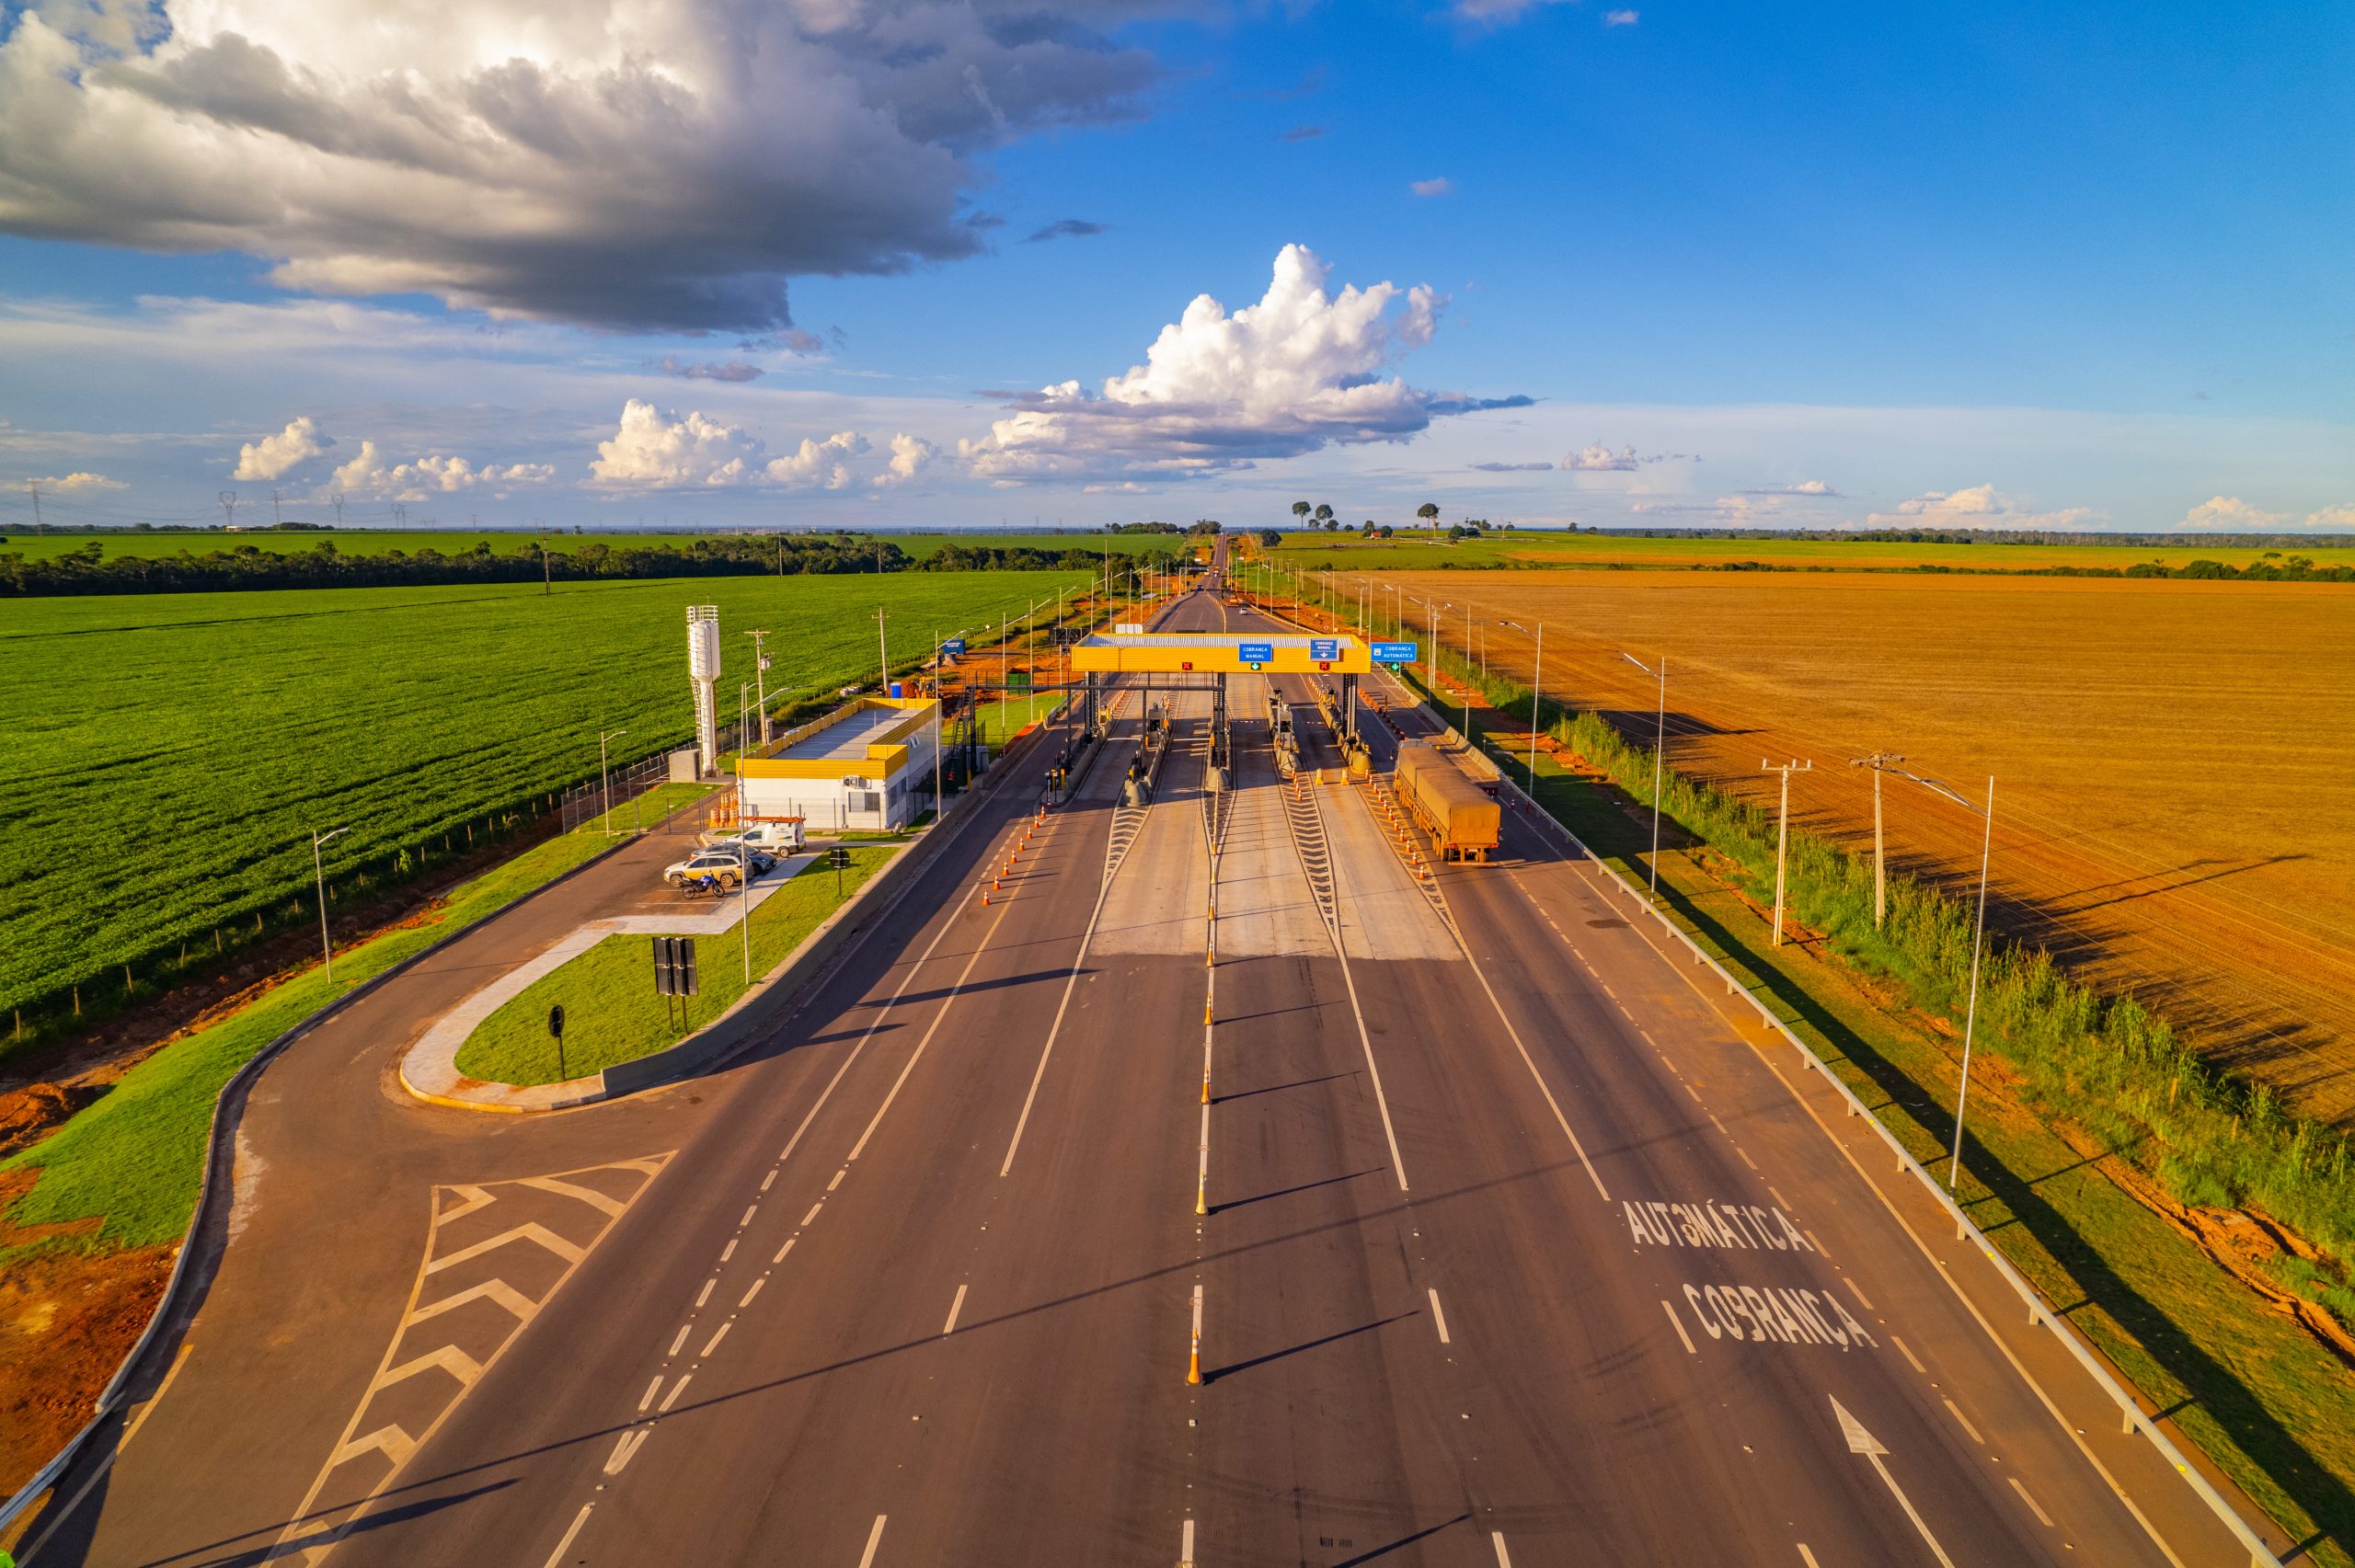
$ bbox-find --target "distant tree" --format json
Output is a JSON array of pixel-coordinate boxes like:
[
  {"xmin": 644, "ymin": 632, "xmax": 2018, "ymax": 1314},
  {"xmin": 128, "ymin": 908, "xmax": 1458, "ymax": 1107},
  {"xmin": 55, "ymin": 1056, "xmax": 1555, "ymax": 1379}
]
[
  {"xmin": 1377, "ymin": 525, "xmax": 1395, "ymax": 539},
  {"xmin": 1416, "ymin": 502, "xmax": 1441, "ymax": 525},
  {"xmin": 1258, "ymin": 529, "xmax": 1282, "ymax": 548},
  {"xmin": 1314, "ymin": 503, "xmax": 1334, "ymax": 524},
  {"xmin": 1292, "ymin": 500, "xmax": 1311, "ymax": 525},
  {"xmin": 1324, "ymin": 518, "xmax": 1339, "ymax": 531},
  {"xmin": 1360, "ymin": 521, "xmax": 1377, "ymax": 536}
]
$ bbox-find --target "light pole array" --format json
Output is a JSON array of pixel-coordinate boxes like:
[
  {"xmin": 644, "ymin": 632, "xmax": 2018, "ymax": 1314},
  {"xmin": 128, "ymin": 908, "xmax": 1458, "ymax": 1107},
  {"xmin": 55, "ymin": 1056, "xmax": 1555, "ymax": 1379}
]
[
  {"xmin": 312, "ymin": 826, "xmax": 349, "ymax": 980},
  {"xmin": 1619, "ymin": 651, "xmax": 1667, "ymax": 892}
]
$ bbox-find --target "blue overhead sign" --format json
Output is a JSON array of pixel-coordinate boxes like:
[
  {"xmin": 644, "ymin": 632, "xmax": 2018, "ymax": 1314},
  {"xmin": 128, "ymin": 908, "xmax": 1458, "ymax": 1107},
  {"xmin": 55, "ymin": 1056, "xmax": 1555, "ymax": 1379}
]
[
  {"xmin": 1372, "ymin": 641, "xmax": 1419, "ymax": 664},
  {"xmin": 1237, "ymin": 641, "xmax": 1274, "ymax": 666},
  {"xmin": 1308, "ymin": 637, "xmax": 1340, "ymax": 662},
  {"xmin": 940, "ymin": 637, "xmax": 967, "ymax": 655}
]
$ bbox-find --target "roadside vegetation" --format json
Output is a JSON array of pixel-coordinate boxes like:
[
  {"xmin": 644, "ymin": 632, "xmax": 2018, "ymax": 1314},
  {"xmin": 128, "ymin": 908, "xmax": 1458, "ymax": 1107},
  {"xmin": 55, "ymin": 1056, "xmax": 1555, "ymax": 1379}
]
[
  {"xmin": 0, "ymin": 785, "xmax": 708, "ymax": 1256},
  {"xmin": 453, "ymin": 847, "xmax": 894, "ymax": 1086},
  {"xmin": 1359, "ymin": 624, "xmax": 2355, "ymax": 1562},
  {"xmin": 1, "ymin": 572, "xmax": 1091, "ymax": 1055}
]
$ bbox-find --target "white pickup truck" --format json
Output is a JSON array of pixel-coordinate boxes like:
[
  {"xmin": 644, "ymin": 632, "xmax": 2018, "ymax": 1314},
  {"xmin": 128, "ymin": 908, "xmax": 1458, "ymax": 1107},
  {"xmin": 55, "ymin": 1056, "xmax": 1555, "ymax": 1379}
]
[{"xmin": 699, "ymin": 820, "xmax": 804, "ymax": 853}]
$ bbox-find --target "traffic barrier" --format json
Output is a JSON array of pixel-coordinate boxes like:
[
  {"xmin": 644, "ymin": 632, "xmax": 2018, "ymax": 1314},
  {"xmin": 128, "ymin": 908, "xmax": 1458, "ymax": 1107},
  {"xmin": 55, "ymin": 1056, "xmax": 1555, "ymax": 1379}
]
[{"xmin": 1188, "ymin": 1286, "xmax": 1204, "ymax": 1386}]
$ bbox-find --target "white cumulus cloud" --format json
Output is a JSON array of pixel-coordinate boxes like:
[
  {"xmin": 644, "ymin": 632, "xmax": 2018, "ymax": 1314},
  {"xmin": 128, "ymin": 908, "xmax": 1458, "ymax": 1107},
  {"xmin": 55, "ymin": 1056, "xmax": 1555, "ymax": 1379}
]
[
  {"xmin": 591, "ymin": 400, "xmax": 764, "ymax": 488},
  {"xmin": 2177, "ymin": 495, "xmax": 2282, "ymax": 531},
  {"xmin": 2303, "ymin": 502, "xmax": 2355, "ymax": 531},
  {"xmin": 327, "ymin": 441, "xmax": 553, "ymax": 498},
  {"xmin": 0, "ymin": 0, "xmax": 1160, "ymax": 332},
  {"xmin": 1564, "ymin": 442, "xmax": 1639, "ymax": 472},
  {"xmin": 873, "ymin": 433, "xmax": 940, "ymax": 488},
  {"xmin": 29, "ymin": 470, "xmax": 124, "ymax": 491},
  {"xmin": 962, "ymin": 244, "xmax": 1520, "ymax": 482},
  {"xmin": 765, "ymin": 431, "xmax": 868, "ymax": 491},
  {"xmin": 232, "ymin": 416, "xmax": 334, "ymax": 480},
  {"xmin": 1867, "ymin": 483, "xmax": 2097, "ymax": 530}
]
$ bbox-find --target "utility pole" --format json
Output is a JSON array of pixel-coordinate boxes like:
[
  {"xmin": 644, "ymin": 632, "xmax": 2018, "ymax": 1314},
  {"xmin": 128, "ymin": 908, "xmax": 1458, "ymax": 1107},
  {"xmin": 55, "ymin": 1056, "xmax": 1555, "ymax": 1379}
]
[
  {"xmin": 1849, "ymin": 752, "xmax": 1907, "ymax": 927},
  {"xmin": 1759, "ymin": 759, "xmax": 1813, "ymax": 945},
  {"xmin": 539, "ymin": 521, "xmax": 553, "ymax": 596},
  {"xmin": 25, "ymin": 479, "xmax": 40, "ymax": 534},
  {"xmin": 874, "ymin": 607, "xmax": 891, "ymax": 693},
  {"xmin": 1947, "ymin": 775, "xmax": 1996, "ymax": 1192},
  {"xmin": 1527, "ymin": 621, "xmax": 1544, "ymax": 789},
  {"xmin": 271, "ymin": 488, "xmax": 283, "ymax": 528},
  {"xmin": 312, "ymin": 826, "xmax": 350, "ymax": 980},
  {"xmin": 329, "ymin": 493, "xmax": 345, "ymax": 526},
  {"xmin": 745, "ymin": 629, "xmax": 773, "ymax": 743},
  {"xmin": 219, "ymin": 489, "xmax": 238, "ymax": 528},
  {"xmin": 1620, "ymin": 652, "xmax": 1668, "ymax": 892}
]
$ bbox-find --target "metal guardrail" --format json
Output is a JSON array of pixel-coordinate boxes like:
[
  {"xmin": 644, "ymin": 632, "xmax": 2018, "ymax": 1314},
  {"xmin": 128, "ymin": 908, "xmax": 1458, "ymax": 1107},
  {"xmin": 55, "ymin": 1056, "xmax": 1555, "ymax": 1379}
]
[{"xmin": 1265, "ymin": 601, "xmax": 2282, "ymax": 1568}]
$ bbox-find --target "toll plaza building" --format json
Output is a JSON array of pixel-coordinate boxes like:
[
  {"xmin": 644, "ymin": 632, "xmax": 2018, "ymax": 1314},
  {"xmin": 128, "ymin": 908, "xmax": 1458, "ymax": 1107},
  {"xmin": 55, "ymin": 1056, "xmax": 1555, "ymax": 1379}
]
[{"xmin": 735, "ymin": 696, "xmax": 941, "ymax": 833}]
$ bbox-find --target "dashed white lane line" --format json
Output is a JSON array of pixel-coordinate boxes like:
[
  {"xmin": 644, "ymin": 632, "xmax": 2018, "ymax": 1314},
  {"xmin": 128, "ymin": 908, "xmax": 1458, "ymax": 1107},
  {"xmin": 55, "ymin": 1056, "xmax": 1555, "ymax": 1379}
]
[
  {"xmin": 740, "ymin": 1276, "xmax": 766, "ymax": 1309},
  {"xmin": 740, "ymin": 1205, "xmax": 759, "ymax": 1229},
  {"xmin": 857, "ymin": 1514, "xmax": 890, "ymax": 1568},
  {"xmin": 695, "ymin": 1278, "xmax": 715, "ymax": 1309},
  {"xmin": 1490, "ymin": 1532, "xmax": 1514, "ymax": 1567},
  {"xmin": 540, "ymin": 1504, "xmax": 594, "ymax": 1568},
  {"xmin": 1771, "ymin": 1185, "xmax": 1794, "ymax": 1210},
  {"xmin": 1797, "ymin": 1547, "xmax": 1821, "ymax": 1568},
  {"xmin": 668, "ymin": 1323, "xmax": 693, "ymax": 1356},
  {"xmin": 638, "ymin": 1375, "xmax": 661, "ymax": 1413},
  {"xmin": 828, "ymin": 1168, "xmax": 847, "ymax": 1192},
  {"xmin": 773, "ymin": 1237, "xmax": 797, "ymax": 1265},
  {"xmin": 1943, "ymin": 1397, "xmax": 1986, "ymax": 1446},
  {"xmin": 1844, "ymin": 1276, "xmax": 1878, "ymax": 1312},
  {"xmin": 944, "ymin": 1283, "xmax": 969, "ymax": 1335},
  {"xmin": 2010, "ymin": 1476, "xmax": 2057, "ymax": 1528},
  {"xmin": 1737, "ymin": 1147, "xmax": 1761, "ymax": 1172},
  {"xmin": 700, "ymin": 1322, "xmax": 731, "ymax": 1357},
  {"xmin": 1428, "ymin": 1288, "xmax": 1452, "ymax": 1345},
  {"xmin": 801, "ymin": 1202, "xmax": 825, "ymax": 1227},
  {"xmin": 659, "ymin": 1373, "xmax": 692, "ymax": 1413},
  {"xmin": 1661, "ymin": 1299, "xmax": 1698, "ymax": 1355},
  {"xmin": 720, "ymin": 1238, "xmax": 737, "ymax": 1263},
  {"xmin": 1180, "ymin": 1518, "xmax": 1196, "ymax": 1568},
  {"xmin": 1892, "ymin": 1334, "xmax": 1928, "ymax": 1375},
  {"xmin": 761, "ymin": 1170, "xmax": 776, "ymax": 1193}
]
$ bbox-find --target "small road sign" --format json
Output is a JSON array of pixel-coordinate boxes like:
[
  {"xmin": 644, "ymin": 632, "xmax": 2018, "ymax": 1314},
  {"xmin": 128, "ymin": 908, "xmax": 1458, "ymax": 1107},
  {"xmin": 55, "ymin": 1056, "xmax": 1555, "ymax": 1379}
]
[
  {"xmin": 546, "ymin": 1003, "xmax": 566, "ymax": 1038},
  {"xmin": 941, "ymin": 637, "xmax": 967, "ymax": 655},
  {"xmin": 1238, "ymin": 641, "xmax": 1273, "ymax": 665},
  {"xmin": 1309, "ymin": 637, "xmax": 1339, "ymax": 661},
  {"xmin": 1372, "ymin": 641, "xmax": 1418, "ymax": 664}
]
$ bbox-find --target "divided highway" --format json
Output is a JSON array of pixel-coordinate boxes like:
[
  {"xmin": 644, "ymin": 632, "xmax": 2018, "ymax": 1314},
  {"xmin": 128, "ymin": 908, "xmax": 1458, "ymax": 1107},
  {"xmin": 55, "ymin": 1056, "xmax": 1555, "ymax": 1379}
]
[{"xmin": 20, "ymin": 582, "xmax": 2261, "ymax": 1566}]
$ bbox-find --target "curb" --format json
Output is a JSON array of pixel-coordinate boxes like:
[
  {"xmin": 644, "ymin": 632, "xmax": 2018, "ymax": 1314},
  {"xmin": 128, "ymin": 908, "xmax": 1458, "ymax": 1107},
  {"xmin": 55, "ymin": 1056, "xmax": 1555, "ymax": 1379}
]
[{"xmin": 0, "ymin": 814, "xmax": 675, "ymax": 1537}]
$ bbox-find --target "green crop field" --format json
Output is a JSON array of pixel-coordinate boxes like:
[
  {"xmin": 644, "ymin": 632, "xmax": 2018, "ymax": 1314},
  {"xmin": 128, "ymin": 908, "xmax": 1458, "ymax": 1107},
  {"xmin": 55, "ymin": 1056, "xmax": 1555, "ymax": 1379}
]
[
  {"xmin": 0, "ymin": 528, "xmax": 1188, "ymax": 564},
  {"xmin": 0, "ymin": 571, "xmax": 1090, "ymax": 1042}
]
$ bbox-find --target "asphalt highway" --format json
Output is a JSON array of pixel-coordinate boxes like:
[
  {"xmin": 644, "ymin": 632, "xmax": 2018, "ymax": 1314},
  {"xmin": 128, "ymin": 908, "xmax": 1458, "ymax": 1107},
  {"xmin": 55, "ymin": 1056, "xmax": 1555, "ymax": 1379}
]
[{"xmin": 20, "ymin": 577, "xmax": 2267, "ymax": 1566}]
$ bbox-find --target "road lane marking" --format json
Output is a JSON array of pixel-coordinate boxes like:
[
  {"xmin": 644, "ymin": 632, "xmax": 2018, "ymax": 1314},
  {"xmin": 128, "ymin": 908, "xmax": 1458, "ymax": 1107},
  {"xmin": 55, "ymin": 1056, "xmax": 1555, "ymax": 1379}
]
[
  {"xmin": 1661, "ymin": 1299, "xmax": 1698, "ymax": 1355},
  {"xmin": 540, "ymin": 1504, "xmax": 594, "ymax": 1568},
  {"xmin": 857, "ymin": 1514, "xmax": 889, "ymax": 1568},
  {"xmin": 1833, "ymin": 1398, "xmax": 1957, "ymax": 1568},
  {"xmin": 1844, "ymin": 1276, "xmax": 1877, "ymax": 1311},
  {"xmin": 1892, "ymin": 1334, "xmax": 1927, "ymax": 1374},
  {"xmin": 1451, "ymin": 929, "xmax": 1609, "ymax": 1201},
  {"xmin": 740, "ymin": 1277, "xmax": 766, "ymax": 1308},
  {"xmin": 1683, "ymin": 1282, "xmax": 1876, "ymax": 1349},
  {"xmin": 638, "ymin": 1376, "xmax": 661, "ymax": 1413},
  {"xmin": 669, "ymin": 1323, "xmax": 693, "ymax": 1356},
  {"xmin": 945, "ymin": 1283, "xmax": 969, "ymax": 1335},
  {"xmin": 17, "ymin": 1341, "xmax": 196, "ymax": 1565},
  {"xmin": 720, "ymin": 1239, "xmax": 737, "ymax": 1263},
  {"xmin": 856, "ymin": 879, "xmax": 1024, "ymax": 1164},
  {"xmin": 1428, "ymin": 1288, "xmax": 1452, "ymax": 1345},
  {"xmin": 1000, "ymin": 830, "xmax": 1126, "ymax": 1177},
  {"xmin": 761, "ymin": 1170, "xmax": 776, "ymax": 1192},
  {"xmin": 829, "ymin": 1168, "xmax": 847, "ymax": 1192},
  {"xmin": 695, "ymin": 1279, "xmax": 714, "ymax": 1308},
  {"xmin": 740, "ymin": 1205, "xmax": 759, "ymax": 1228},
  {"xmin": 1943, "ymin": 1397, "xmax": 1986, "ymax": 1446},
  {"xmin": 1797, "ymin": 1548, "xmax": 1821, "ymax": 1567},
  {"xmin": 1737, "ymin": 1147, "xmax": 1760, "ymax": 1171},
  {"xmin": 2010, "ymin": 1476, "xmax": 2056, "ymax": 1527},
  {"xmin": 801, "ymin": 1203, "xmax": 824, "ymax": 1226},
  {"xmin": 1770, "ymin": 1185, "xmax": 1792, "ymax": 1208},
  {"xmin": 1491, "ymin": 1532, "xmax": 1514, "ymax": 1566},
  {"xmin": 660, "ymin": 1373, "xmax": 693, "ymax": 1413},
  {"xmin": 700, "ymin": 1322, "xmax": 731, "ymax": 1356},
  {"xmin": 1180, "ymin": 1518, "xmax": 1196, "ymax": 1568},
  {"xmin": 603, "ymin": 1428, "xmax": 649, "ymax": 1475},
  {"xmin": 773, "ymin": 1238, "xmax": 796, "ymax": 1265}
]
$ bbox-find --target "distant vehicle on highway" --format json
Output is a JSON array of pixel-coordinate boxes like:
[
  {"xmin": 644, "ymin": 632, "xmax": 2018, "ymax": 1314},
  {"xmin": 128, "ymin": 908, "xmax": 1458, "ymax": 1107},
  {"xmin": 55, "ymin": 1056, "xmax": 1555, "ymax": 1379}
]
[
  {"xmin": 663, "ymin": 848, "xmax": 770, "ymax": 890},
  {"xmin": 699, "ymin": 820, "xmax": 804, "ymax": 854}
]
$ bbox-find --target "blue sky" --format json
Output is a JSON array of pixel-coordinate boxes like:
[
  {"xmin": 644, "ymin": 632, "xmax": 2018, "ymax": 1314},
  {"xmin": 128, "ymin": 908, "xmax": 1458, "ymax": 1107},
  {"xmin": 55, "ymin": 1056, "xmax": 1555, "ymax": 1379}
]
[{"xmin": 1, "ymin": 0, "xmax": 2348, "ymax": 533}]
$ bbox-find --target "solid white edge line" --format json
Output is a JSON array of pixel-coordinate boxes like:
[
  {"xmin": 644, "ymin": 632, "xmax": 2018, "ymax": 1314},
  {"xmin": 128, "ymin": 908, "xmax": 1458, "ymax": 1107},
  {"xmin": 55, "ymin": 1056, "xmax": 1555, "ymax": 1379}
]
[{"xmin": 1304, "ymin": 780, "xmax": 1409, "ymax": 1190}]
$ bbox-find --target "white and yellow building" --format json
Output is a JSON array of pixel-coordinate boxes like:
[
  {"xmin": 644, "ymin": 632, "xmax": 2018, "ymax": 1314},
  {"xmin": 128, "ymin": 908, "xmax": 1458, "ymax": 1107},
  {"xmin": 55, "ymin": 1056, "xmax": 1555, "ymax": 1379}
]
[{"xmin": 735, "ymin": 696, "xmax": 941, "ymax": 832}]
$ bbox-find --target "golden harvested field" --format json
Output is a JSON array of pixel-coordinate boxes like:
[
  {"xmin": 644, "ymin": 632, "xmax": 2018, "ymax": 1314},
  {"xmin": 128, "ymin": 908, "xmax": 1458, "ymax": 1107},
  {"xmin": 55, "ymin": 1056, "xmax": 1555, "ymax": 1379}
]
[{"xmin": 1359, "ymin": 569, "xmax": 2355, "ymax": 1123}]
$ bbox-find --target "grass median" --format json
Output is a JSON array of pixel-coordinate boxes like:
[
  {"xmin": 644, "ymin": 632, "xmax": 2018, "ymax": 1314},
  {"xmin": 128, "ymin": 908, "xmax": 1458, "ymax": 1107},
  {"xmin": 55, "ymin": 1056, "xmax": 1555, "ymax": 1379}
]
[{"xmin": 453, "ymin": 846, "xmax": 895, "ymax": 1087}]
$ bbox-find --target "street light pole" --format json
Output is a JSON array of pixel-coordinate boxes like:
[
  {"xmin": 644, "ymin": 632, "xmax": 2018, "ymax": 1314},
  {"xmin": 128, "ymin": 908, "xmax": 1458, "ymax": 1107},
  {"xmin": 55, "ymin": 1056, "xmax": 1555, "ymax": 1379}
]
[
  {"xmin": 1759, "ymin": 759, "xmax": 1813, "ymax": 944},
  {"xmin": 1905, "ymin": 773, "xmax": 1998, "ymax": 1191},
  {"xmin": 745, "ymin": 629, "xmax": 773, "ymax": 745},
  {"xmin": 1527, "ymin": 621, "xmax": 1544, "ymax": 789},
  {"xmin": 599, "ymin": 728, "xmax": 627, "ymax": 837},
  {"xmin": 312, "ymin": 826, "xmax": 350, "ymax": 980}
]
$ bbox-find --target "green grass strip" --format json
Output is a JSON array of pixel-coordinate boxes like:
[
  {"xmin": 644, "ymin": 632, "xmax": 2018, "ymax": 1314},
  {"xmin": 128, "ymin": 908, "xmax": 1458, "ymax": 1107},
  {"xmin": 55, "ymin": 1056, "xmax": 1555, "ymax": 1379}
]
[
  {"xmin": 1, "ymin": 784, "xmax": 711, "ymax": 1257},
  {"xmin": 453, "ymin": 846, "xmax": 895, "ymax": 1087}
]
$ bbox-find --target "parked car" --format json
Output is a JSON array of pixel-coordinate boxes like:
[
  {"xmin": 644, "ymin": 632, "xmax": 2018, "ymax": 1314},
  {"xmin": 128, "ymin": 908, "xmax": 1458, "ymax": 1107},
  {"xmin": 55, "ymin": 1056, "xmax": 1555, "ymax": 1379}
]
[
  {"xmin": 698, "ymin": 820, "xmax": 804, "ymax": 854},
  {"xmin": 665, "ymin": 849, "xmax": 757, "ymax": 889}
]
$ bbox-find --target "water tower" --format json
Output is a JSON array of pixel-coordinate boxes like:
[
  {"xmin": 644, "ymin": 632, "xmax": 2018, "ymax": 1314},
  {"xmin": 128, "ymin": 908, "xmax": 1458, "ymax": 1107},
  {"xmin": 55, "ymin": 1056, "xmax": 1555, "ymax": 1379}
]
[{"xmin": 686, "ymin": 604, "xmax": 721, "ymax": 775}]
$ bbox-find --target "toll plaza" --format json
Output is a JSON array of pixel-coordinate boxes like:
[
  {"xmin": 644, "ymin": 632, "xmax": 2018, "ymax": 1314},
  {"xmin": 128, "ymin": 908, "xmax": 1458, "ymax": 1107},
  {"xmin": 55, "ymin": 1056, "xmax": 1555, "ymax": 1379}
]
[{"xmin": 1067, "ymin": 632, "xmax": 1381, "ymax": 740}]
